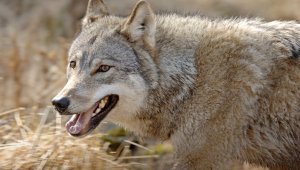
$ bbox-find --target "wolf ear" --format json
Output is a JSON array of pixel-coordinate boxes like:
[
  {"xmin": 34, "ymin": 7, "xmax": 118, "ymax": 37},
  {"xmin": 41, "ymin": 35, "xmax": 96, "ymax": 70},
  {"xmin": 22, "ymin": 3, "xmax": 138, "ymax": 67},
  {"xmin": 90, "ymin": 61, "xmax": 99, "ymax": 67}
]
[
  {"xmin": 82, "ymin": 0, "xmax": 109, "ymax": 25},
  {"xmin": 120, "ymin": 1, "xmax": 156, "ymax": 49}
]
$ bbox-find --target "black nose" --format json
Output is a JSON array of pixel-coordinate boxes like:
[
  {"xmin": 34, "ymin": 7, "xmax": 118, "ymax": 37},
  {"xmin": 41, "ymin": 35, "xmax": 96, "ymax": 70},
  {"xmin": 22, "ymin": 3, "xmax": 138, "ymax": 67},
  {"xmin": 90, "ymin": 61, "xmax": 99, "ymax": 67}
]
[{"xmin": 52, "ymin": 97, "xmax": 70, "ymax": 113}]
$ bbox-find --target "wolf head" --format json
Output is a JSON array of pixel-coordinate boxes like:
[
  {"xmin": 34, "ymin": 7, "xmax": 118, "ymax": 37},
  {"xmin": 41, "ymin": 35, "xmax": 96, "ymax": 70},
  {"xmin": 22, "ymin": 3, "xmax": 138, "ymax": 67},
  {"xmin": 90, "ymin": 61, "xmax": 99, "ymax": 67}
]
[{"xmin": 52, "ymin": 0, "xmax": 158, "ymax": 137}]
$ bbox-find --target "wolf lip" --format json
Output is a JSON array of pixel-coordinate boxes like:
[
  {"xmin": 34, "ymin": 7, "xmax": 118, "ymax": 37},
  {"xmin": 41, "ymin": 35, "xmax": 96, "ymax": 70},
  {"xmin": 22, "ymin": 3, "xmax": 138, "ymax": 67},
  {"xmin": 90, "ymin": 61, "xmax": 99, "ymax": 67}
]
[{"xmin": 65, "ymin": 95, "xmax": 119, "ymax": 137}]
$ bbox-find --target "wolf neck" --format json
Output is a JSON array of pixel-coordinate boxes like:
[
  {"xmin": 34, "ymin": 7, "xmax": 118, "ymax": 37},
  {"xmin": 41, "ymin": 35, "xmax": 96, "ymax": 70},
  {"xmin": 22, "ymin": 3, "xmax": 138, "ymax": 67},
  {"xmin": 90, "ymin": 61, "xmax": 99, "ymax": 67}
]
[{"xmin": 135, "ymin": 15, "xmax": 204, "ymax": 140}]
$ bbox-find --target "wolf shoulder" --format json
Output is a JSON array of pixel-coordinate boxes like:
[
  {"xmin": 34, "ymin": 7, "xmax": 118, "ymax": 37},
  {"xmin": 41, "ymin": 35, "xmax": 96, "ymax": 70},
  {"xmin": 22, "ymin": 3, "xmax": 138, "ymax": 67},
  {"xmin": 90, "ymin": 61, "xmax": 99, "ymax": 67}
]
[{"xmin": 180, "ymin": 18, "xmax": 300, "ymax": 71}]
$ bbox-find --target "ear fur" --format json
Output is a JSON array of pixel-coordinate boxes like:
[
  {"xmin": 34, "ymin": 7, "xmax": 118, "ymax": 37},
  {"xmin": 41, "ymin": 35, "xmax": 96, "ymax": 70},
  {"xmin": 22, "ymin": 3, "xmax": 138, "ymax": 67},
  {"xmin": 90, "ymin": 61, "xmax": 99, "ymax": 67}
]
[
  {"xmin": 82, "ymin": 0, "xmax": 109, "ymax": 25},
  {"xmin": 120, "ymin": 1, "xmax": 156, "ymax": 49}
]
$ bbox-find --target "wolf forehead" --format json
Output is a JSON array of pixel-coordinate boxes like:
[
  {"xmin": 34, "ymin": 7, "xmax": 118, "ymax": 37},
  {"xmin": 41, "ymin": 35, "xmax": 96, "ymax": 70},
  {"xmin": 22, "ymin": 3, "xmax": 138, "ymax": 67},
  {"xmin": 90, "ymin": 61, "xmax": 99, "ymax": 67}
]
[
  {"xmin": 68, "ymin": 18, "xmax": 139, "ymax": 67},
  {"xmin": 69, "ymin": 18, "xmax": 125, "ymax": 55}
]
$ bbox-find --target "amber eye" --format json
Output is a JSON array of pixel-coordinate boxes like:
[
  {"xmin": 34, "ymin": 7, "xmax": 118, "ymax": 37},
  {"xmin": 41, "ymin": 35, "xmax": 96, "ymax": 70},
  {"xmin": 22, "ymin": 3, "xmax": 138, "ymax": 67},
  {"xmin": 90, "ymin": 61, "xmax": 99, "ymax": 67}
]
[
  {"xmin": 96, "ymin": 65, "xmax": 111, "ymax": 73},
  {"xmin": 70, "ymin": 61, "xmax": 76, "ymax": 69}
]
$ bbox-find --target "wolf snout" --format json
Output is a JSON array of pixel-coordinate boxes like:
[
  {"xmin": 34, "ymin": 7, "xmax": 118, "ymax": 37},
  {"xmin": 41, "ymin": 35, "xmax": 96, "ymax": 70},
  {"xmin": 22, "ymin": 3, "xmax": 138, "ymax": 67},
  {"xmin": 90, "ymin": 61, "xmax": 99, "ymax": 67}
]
[{"xmin": 52, "ymin": 97, "xmax": 70, "ymax": 113}]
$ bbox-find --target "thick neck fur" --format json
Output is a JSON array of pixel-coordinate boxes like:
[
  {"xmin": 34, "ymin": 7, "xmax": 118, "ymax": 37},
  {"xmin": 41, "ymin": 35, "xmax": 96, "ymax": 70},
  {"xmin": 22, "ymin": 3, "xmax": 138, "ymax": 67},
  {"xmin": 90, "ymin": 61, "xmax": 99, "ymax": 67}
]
[{"xmin": 135, "ymin": 15, "xmax": 205, "ymax": 139}]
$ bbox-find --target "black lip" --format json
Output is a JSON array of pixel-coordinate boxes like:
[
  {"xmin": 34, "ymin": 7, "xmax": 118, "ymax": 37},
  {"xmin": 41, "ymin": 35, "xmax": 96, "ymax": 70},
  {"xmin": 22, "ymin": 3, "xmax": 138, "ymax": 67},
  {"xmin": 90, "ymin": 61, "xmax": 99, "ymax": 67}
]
[
  {"xmin": 70, "ymin": 95, "xmax": 119, "ymax": 137},
  {"xmin": 55, "ymin": 108, "xmax": 75, "ymax": 115}
]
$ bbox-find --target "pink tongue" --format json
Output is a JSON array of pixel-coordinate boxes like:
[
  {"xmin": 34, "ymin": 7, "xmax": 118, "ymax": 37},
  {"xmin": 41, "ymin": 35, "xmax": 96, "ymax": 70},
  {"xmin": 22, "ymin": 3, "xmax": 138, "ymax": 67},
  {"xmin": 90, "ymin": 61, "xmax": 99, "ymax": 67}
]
[{"xmin": 66, "ymin": 110, "xmax": 93, "ymax": 135}]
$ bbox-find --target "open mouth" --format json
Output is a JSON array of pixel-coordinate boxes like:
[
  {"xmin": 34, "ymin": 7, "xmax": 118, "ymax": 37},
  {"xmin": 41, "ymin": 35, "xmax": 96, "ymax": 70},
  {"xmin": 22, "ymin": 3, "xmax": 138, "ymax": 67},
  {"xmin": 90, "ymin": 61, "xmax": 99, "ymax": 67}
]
[{"xmin": 65, "ymin": 95, "xmax": 119, "ymax": 137}]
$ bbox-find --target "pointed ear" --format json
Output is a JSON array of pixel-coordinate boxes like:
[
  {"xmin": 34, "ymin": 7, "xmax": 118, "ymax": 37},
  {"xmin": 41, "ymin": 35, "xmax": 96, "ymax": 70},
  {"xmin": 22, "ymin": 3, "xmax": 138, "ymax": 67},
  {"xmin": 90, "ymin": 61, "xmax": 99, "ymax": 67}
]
[
  {"xmin": 82, "ymin": 0, "xmax": 109, "ymax": 25},
  {"xmin": 120, "ymin": 1, "xmax": 156, "ymax": 49}
]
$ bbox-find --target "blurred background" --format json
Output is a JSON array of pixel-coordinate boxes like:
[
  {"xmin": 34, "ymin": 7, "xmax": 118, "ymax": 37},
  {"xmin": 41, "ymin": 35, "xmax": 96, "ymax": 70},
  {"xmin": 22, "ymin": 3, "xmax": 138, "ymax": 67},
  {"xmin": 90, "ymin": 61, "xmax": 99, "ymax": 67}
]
[{"xmin": 0, "ymin": 0, "xmax": 299, "ymax": 169}]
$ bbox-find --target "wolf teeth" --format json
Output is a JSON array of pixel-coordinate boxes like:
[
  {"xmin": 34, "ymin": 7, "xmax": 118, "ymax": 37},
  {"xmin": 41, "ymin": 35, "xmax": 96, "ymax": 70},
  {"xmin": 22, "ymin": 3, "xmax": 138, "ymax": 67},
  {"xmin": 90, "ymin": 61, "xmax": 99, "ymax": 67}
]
[
  {"xmin": 99, "ymin": 101, "xmax": 105, "ymax": 108},
  {"xmin": 99, "ymin": 98, "xmax": 107, "ymax": 108},
  {"xmin": 96, "ymin": 108, "xmax": 101, "ymax": 113}
]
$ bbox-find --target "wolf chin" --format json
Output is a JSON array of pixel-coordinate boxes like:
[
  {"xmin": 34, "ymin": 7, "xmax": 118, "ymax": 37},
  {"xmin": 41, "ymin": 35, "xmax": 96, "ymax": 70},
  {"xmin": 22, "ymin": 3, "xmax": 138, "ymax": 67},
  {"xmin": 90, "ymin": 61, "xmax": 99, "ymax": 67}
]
[{"xmin": 52, "ymin": 0, "xmax": 300, "ymax": 169}]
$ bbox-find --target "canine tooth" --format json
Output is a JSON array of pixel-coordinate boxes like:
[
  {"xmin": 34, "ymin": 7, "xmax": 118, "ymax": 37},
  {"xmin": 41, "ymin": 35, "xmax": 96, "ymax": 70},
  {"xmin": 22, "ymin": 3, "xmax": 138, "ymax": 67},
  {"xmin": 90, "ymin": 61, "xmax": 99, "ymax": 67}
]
[
  {"xmin": 96, "ymin": 108, "xmax": 101, "ymax": 113},
  {"xmin": 99, "ymin": 100, "xmax": 105, "ymax": 108},
  {"xmin": 92, "ymin": 113, "xmax": 97, "ymax": 117}
]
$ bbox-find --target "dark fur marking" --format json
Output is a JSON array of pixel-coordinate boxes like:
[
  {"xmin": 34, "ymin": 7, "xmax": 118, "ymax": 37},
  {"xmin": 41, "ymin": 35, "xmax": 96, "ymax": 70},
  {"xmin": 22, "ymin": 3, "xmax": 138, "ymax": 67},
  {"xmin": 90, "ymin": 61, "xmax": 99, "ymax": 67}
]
[
  {"xmin": 291, "ymin": 50, "xmax": 299, "ymax": 58},
  {"xmin": 131, "ymin": 46, "xmax": 139, "ymax": 58},
  {"xmin": 283, "ymin": 37, "xmax": 300, "ymax": 59},
  {"xmin": 291, "ymin": 45, "xmax": 300, "ymax": 58},
  {"xmin": 88, "ymin": 35, "xmax": 97, "ymax": 45},
  {"xmin": 79, "ymin": 51, "xmax": 87, "ymax": 70}
]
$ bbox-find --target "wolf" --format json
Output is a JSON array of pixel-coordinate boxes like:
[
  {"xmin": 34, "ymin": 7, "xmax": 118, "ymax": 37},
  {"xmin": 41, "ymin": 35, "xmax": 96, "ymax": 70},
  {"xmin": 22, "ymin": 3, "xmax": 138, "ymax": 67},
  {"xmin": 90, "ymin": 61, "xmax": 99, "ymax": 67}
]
[{"xmin": 52, "ymin": 0, "xmax": 300, "ymax": 169}]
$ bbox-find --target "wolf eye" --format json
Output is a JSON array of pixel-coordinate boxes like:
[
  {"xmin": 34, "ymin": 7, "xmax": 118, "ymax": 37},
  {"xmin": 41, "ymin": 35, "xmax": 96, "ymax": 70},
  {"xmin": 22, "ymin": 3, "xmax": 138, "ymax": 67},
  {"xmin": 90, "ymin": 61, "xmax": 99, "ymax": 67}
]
[
  {"xmin": 96, "ymin": 65, "xmax": 112, "ymax": 73},
  {"xmin": 70, "ymin": 61, "xmax": 76, "ymax": 69}
]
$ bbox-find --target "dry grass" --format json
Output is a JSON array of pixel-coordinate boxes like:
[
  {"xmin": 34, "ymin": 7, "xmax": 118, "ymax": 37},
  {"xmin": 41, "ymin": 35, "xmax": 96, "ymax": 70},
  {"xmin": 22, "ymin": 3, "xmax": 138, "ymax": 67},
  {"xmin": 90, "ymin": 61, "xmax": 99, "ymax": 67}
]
[
  {"xmin": 0, "ymin": 108, "xmax": 115, "ymax": 169},
  {"xmin": 0, "ymin": 0, "xmax": 299, "ymax": 169},
  {"xmin": 0, "ymin": 107, "xmax": 171, "ymax": 170}
]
